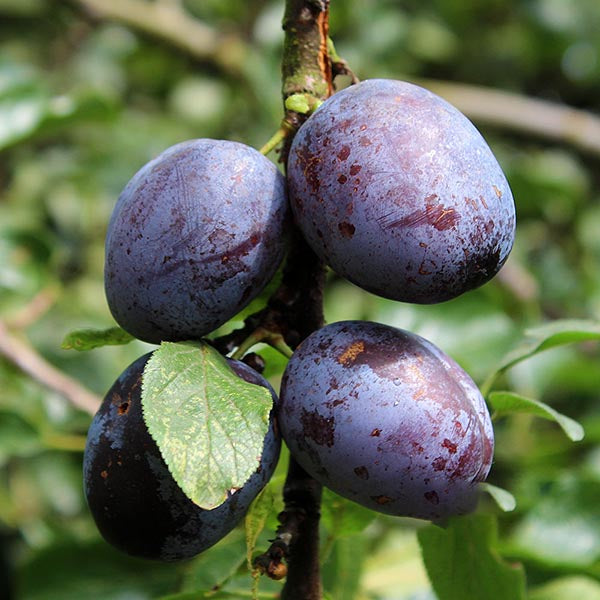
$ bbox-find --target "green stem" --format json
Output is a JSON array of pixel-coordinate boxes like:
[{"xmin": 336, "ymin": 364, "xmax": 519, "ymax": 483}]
[
  {"xmin": 259, "ymin": 123, "xmax": 292, "ymax": 156},
  {"xmin": 230, "ymin": 328, "xmax": 294, "ymax": 361}
]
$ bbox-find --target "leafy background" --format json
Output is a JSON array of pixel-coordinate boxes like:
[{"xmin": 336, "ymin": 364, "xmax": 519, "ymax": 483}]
[{"xmin": 1, "ymin": 0, "xmax": 600, "ymax": 598}]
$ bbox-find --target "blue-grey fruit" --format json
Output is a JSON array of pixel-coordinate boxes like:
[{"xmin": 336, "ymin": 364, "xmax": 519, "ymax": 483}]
[
  {"xmin": 287, "ymin": 79, "xmax": 515, "ymax": 303},
  {"xmin": 83, "ymin": 354, "xmax": 281, "ymax": 561},
  {"xmin": 278, "ymin": 320, "xmax": 493, "ymax": 521},
  {"xmin": 105, "ymin": 139, "xmax": 288, "ymax": 344}
]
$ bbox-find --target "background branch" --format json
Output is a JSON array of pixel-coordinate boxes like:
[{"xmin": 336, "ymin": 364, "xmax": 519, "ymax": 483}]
[
  {"xmin": 0, "ymin": 320, "xmax": 101, "ymax": 416},
  {"xmin": 69, "ymin": 0, "xmax": 600, "ymax": 158},
  {"xmin": 421, "ymin": 79, "xmax": 600, "ymax": 156},
  {"xmin": 72, "ymin": 0, "xmax": 248, "ymax": 75}
]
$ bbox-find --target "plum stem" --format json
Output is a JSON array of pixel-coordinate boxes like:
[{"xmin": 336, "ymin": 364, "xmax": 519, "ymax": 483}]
[
  {"xmin": 230, "ymin": 327, "xmax": 294, "ymax": 360},
  {"xmin": 215, "ymin": 2, "xmax": 335, "ymax": 597},
  {"xmin": 259, "ymin": 119, "xmax": 296, "ymax": 156}
]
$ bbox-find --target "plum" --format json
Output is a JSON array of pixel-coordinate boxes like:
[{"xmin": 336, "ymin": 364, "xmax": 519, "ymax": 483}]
[
  {"xmin": 83, "ymin": 353, "xmax": 281, "ymax": 561},
  {"xmin": 287, "ymin": 79, "xmax": 515, "ymax": 304},
  {"xmin": 105, "ymin": 139, "xmax": 288, "ymax": 344},
  {"xmin": 278, "ymin": 320, "xmax": 493, "ymax": 521}
]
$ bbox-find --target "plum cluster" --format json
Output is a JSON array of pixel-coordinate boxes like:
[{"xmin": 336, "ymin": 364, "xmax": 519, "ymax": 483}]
[{"xmin": 85, "ymin": 78, "xmax": 514, "ymax": 561}]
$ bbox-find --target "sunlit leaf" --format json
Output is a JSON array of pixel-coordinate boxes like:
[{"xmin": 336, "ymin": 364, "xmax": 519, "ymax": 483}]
[
  {"xmin": 483, "ymin": 320, "xmax": 600, "ymax": 393},
  {"xmin": 142, "ymin": 342, "xmax": 273, "ymax": 509},
  {"xmin": 61, "ymin": 327, "xmax": 135, "ymax": 351},
  {"xmin": 480, "ymin": 483, "xmax": 517, "ymax": 512},
  {"xmin": 489, "ymin": 391, "xmax": 584, "ymax": 441}
]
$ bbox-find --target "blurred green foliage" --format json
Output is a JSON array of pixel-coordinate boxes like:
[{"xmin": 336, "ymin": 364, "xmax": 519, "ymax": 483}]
[{"xmin": 1, "ymin": 0, "xmax": 599, "ymax": 598}]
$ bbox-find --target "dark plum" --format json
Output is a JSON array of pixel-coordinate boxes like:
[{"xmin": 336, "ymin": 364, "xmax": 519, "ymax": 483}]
[
  {"xmin": 105, "ymin": 139, "xmax": 288, "ymax": 344},
  {"xmin": 287, "ymin": 79, "xmax": 515, "ymax": 304},
  {"xmin": 278, "ymin": 320, "xmax": 493, "ymax": 521},
  {"xmin": 83, "ymin": 354, "xmax": 281, "ymax": 561}
]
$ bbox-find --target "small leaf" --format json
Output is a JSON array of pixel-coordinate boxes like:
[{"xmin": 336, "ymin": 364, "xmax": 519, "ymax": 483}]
[
  {"xmin": 61, "ymin": 326, "xmax": 135, "ymax": 351},
  {"xmin": 489, "ymin": 391, "xmax": 584, "ymax": 442},
  {"xmin": 142, "ymin": 342, "xmax": 273, "ymax": 509},
  {"xmin": 245, "ymin": 484, "xmax": 276, "ymax": 571},
  {"xmin": 284, "ymin": 93, "xmax": 323, "ymax": 115},
  {"xmin": 418, "ymin": 514, "xmax": 526, "ymax": 600},
  {"xmin": 480, "ymin": 483, "xmax": 517, "ymax": 512},
  {"xmin": 484, "ymin": 319, "xmax": 600, "ymax": 393}
]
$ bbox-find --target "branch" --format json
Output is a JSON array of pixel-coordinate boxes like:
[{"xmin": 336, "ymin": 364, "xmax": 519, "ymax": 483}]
[
  {"xmin": 420, "ymin": 79, "xmax": 600, "ymax": 156},
  {"xmin": 247, "ymin": 3, "xmax": 335, "ymax": 599},
  {"xmin": 70, "ymin": 0, "xmax": 600, "ymax": 157},
  {"xmin": 4, "ymin": 286, "xmax": 59, "ymax": 330},
  {"xmin": 0, "ymin": 320, "xmax": 101, "ymax": 416},
  {"xmin": 71, "ymin": 0, "xmax": 248, "ymax": 75}
]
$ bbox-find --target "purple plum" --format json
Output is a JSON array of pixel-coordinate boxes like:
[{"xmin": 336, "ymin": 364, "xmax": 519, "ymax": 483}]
[
  {"xmin": 287, "ymin": 79, "xmax": 515, "ymax": 303},
  {"xmin": 105, "ymin": 139, "xmax": 288, "ymax": 344},
  {"xmin": 278, "ymin": 320, "xmax": 494, "ymax": 521},
  {"xmin": 83, "ymin": 353, "xmax": 281, "ymax": 561}
]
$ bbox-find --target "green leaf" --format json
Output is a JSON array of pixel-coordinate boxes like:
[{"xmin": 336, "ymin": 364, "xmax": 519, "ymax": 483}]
[
  {"xmin": 418, "ymin": 514, "xmax": 526, "ymax": 600},
  {"xmin": 321, "ymin": 488, "xmax": 376, "ymax": 537},
  {"xmin": 61, "ymin": 326, "xmax": 135, "ymax": 351},
  {"xmin": 245, "ymin": 484, "xmax": 276, "ymax": 570},
  {"xmin": 489, "ymin": 391, "xmax": 584, "ymax": 441},
  {"xmin": 483, "ymin": 319, "xmax": 600, "ymax": 393},
  {"xmin": 142, "ymin": 342, "xmax": 273, "ymax": 509},
  {"xmin": 480, "ymin": 483, "xmax": 517, "ymax": 512}
]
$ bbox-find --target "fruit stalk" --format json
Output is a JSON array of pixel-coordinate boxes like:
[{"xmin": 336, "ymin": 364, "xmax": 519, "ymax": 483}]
[
  {"xmin": 274, "ymin": 2, "xmax": 333, "ymax": 598},
  {"xmin": 280, "ymin": 0, "xmax": 333, "ymax": 162}
]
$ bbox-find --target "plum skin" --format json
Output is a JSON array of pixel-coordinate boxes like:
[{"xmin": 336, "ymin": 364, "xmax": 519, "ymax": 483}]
[
  {"xmin": 83, "ymin": 354, "xmax": 281, "ymax": 561},
  {"xmin": 105, "ymin": 139, "xmax": 289, "ymax": 344},
  {"xmin": 278, "ymin": 320, "xmax": 494, "ymax": 521},
  {"xmin": 287, "ymin": 79, "xmax": 516, "ymax": 304}
]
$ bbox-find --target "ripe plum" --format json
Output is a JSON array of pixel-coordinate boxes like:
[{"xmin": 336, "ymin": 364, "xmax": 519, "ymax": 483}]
[
  {"xmin": 105, "ymin": 139, "xmax": 288, "ymax": 344},
  {"xmin": 287, "ymin": 79, "xmax": 515, "ymax": 303},
  {"xmin": 83, "ymin": 354, "xmax": 281, "ymax": 561},
  {"xmin": 278, "ymin": 320, "xmax": 493, "ymax": 521}
]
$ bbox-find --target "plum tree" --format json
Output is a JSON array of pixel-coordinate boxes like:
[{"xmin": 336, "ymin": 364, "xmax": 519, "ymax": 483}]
[
  {"xmin": 287, "ymin": 79, "xmax": 516, "ymax": 304},
  {"xmin": 83, "ymin": 353, "xmax": 281, "ymax": 561},
  {"xmin": 105, "ymin": 139, "xmax": 289, "ymax": 344},
  {"xmin": 278, "ymin": 320, "xmax": 494, "ymax": 521}
]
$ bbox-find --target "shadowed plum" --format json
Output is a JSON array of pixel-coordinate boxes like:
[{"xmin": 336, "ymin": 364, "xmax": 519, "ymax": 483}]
[
  {"xmin": 278, "ymin": 320, "xmax": 493, "ymax": 521},
  {"xmin": 287, "ymin": 79, "xmax": 515, "ymax": 304},
  {"xmin": 83, "ymin": 353, "xmax": 281, "ymax": 561},
  {"xmin": 105, "ymin": 139, "xmax": 288, "ymax": 344}
]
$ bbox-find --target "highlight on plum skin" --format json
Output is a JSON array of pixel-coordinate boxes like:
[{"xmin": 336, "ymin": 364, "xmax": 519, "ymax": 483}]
[
  {"xmin": 287, "ymin": 78, "xmax": 516, "ymax": 305},
  {"xmin": 278, "ymin": 320, "xmax": 494, "ymax": 521},
  {"xmin": 105, "ymin": 138, "xmax": 289, "ymax": 345},
  {"xmin": 83, "ymin": 354, "xmax": 281, "ymax": 562}
]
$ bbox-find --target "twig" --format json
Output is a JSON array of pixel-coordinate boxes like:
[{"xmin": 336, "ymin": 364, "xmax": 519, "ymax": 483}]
[
  {"xmin": 5, "ymin": 286, "xmax": 59, "ymax": 330},
  {"xmin": 70, "ymin": 0, "xmax": 600, "ymax": 157},
  {"xmin": 420, "ymin": 78, "xmax": 600, "ymax": 156},
  {"xmin": 0, "ymin": 320, "xmax": 101, "ymax": 415},
  {"xmin": 72, "ymin": 0, "xmax": 248, "ymax": 75}
]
